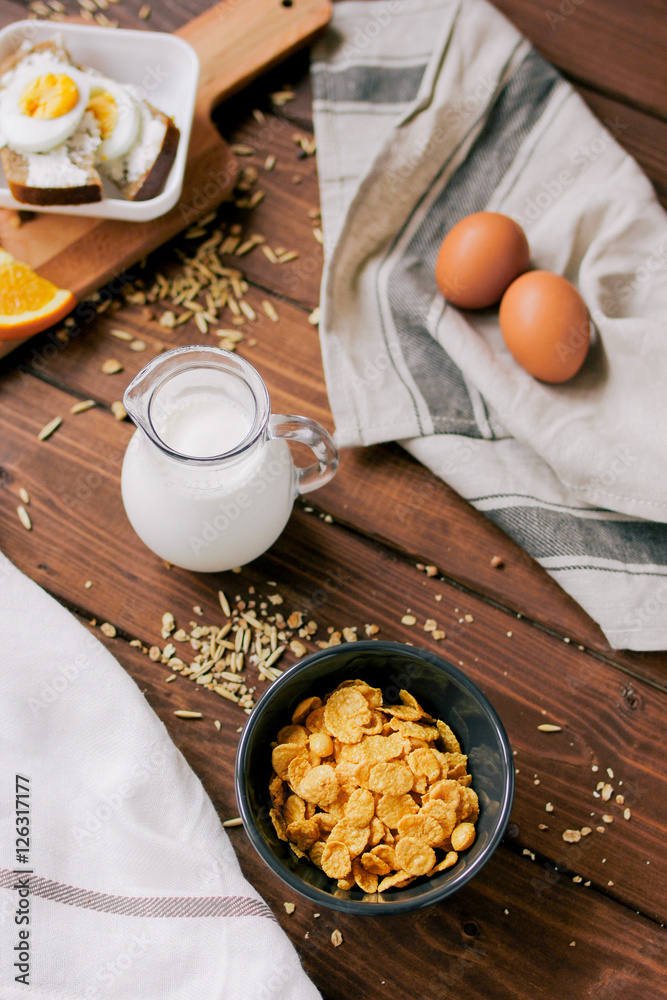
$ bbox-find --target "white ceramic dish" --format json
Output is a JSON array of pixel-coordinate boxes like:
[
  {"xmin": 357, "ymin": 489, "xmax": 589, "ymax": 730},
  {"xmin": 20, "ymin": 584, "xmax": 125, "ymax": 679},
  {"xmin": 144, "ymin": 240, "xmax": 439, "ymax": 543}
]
[{"xmin": 0, "ymin": 20, "xmax": 199, "ymax": 221}]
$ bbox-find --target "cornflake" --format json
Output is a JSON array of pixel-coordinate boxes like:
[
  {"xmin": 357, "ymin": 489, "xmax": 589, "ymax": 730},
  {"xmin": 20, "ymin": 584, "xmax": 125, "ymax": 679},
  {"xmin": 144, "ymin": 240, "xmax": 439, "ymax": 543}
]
[{"xmin": 268, "ymin": 679, "xmax": 479, "ymax": 894}]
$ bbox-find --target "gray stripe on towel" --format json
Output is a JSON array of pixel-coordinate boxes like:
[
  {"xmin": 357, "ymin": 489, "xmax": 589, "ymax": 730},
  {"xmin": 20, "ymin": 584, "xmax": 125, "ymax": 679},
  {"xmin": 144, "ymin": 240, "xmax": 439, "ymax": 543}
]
[
  {"xmin": 312, "ymin": 62, "xmax": 428, "ymax": 105},
  {"xmin": 483, "ymin": 505, "xmax": 667, "ymax": 565},
  {"xmin": 0, "ymin": 868, "xmax": 275, "ymax": 920},
  {"xmin": 385, "ymin": 48, "xmax": 561, "ymax": 436}
]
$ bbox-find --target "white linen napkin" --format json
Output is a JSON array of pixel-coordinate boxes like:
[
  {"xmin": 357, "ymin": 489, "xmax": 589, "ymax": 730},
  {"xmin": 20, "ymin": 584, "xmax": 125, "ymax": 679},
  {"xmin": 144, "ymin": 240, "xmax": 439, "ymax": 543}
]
[
  {"xmin": 0, "ymin": 552, "xmax": 320, "ymax": 1000},
  {"xmin": 312, "ymin": 0, "xmax": 667, "ymax": 650}
]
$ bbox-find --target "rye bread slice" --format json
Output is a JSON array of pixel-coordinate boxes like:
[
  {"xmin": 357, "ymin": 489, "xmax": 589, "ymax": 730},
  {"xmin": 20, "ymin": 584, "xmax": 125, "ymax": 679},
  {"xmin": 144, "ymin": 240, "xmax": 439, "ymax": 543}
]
[
  {"xmin": 103, "ymin": 103, "xmax": 180, "ymax": 202},
  {"xmin": 1, "ymin": 144, "xmax": 102, "ymax": 204}
]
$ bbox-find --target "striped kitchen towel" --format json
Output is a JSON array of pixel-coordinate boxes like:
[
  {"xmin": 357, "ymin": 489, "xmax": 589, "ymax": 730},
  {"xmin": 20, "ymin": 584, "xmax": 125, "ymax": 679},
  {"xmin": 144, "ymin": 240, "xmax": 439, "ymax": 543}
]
[
  {"xmin": 0, "ymin": 552, "xmax": 320, "ymax": 1000},
  {"xmin": 312, "ymin": 0, "xmax": 667, "ymax": 650}
]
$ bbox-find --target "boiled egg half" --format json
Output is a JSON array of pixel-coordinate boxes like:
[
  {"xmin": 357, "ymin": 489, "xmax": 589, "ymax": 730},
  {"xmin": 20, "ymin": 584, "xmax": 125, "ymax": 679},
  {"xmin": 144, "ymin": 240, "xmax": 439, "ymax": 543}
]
[
  {"xmin": 0, "ymin": 61, "xmax": 91, "ymax": 153},
  {"xmin": 86, "ymin": 78, "xmax": 139, "ymax": 161}
]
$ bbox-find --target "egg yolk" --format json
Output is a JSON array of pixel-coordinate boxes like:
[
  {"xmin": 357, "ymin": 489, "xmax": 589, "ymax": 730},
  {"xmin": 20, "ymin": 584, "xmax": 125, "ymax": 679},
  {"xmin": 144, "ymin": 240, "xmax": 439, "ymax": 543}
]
[
  {"xmin": 87, "ymin": 89, "xmax": 118, "ymax": 141},
  {"xmin": 18, "ymin": 73, "xmax": 79, "ymax": 120}
]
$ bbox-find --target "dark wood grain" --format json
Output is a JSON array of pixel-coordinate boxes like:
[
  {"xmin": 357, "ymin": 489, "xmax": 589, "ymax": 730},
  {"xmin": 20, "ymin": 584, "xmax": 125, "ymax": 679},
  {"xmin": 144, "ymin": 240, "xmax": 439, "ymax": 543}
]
[
  {"xmin": 0, "ymin": 370, "xmax": 665, "ymax": 921},
  {"xmin": 8, "ymin": 278, "xmax": 667, "ymax": 692},
  {"xmin": 488, "ymin": 0, "xmax": 667, "ymax": 120},
  {"xmin": 1, "ymin": 0, "xmax": 666, "ymax": 997},
  {"xmin": 75, "ymin": 618, "xmax": 667, "ymax": 1000}
]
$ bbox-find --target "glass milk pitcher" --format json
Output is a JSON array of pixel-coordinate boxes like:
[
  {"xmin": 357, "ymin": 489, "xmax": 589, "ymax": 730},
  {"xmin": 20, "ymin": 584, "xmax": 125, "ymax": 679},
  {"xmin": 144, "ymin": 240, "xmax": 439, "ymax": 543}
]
[{"xmin": 121, "ymin": 346, "xmax": 338, "ymax": 572}]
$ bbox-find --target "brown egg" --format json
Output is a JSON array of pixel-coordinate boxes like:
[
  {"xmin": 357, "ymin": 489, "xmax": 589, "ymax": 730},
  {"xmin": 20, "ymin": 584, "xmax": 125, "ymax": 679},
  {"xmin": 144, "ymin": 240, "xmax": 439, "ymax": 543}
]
[
  {"xmin": 499, "ymin": 271, "xmax": 590, "ymax": 383},
  {"xmin": 435, "ymin": 212, "xmax": 530, "ymax": 309}
]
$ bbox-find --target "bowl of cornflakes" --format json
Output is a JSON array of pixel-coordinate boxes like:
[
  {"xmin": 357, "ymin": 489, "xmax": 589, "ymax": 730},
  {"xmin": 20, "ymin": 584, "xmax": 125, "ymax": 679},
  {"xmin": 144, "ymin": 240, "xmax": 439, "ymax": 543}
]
[{"xmin": 235, "ymin": 641, "xmax": 514, "ymax": 914}]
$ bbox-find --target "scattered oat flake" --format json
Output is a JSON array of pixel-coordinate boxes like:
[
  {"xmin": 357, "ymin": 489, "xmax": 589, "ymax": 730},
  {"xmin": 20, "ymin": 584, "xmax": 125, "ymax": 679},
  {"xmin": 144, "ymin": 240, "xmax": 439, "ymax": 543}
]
[
  {"xmin": 491, "ymin": 555, "xmax": 504, "ymax": 568},
  {"xmin": 601, "ymin": 783, "xmax": 613, "ymax": 801},
  {"xmin": 623, "ymin": 808, "xmax": 631, "ymax": 820},
  {"xmin": 138, "ymin": 3, "xmax": 150, "ymax": 18},
  {"xmin": 111, "ymin": 401, "xmax": 127, "ymax": 421},
  {"xmin": 562, "ymin": 829, "xmax": 581, "ymax": 843},
  {"xmin": 37, "ymin": 416, "xmax": 62, "ymax": 441},
  {"xmin": 537, "ymin": 724, "xmax": 562, "ymax": 732},
  {"xmin": 102, "ymin": 359, "xmax": 123, "ymax": 374},
  {"xmin": 17, "ymin": 505, "xmax": 31, "ymax": 531},
  {"xmin": 218, "ymin": 590, "xmax": 231, "ymax": 617},
  {"xmin": 401, "ymin": 614, "xmax": 417, "ymax": 626},
  {"xmin": 308, "ymin": 307, "xmax": 320, "ymax": 326},
  {"xmin": 602, "ymin": 814, "xmax": 613, "ymax": 824},
  {"xmin": 100, "ymin": 622, "xmax": 116, "ymax": 638},
  {"xmin": 18, "ymin": 487, "xmax": 30, "ymax": 504},
  {"xmin": 569, "ymin": 941, "xmax": 576, "ymax": 947},
  {"xmin": 283, "ymin": 902, "xmax": 296, "ymax": 914},
  {"xmin": 174, "ymin": 710, "xmax": 203, "ymax": 719},
  {"xmin": 222, "ymin": 817, "xmax": 243, "ymax": 827},
  {"xmin": 270, "ymin": 90, "xmax": 295, "ymax": 106},
  {"xmin": 545, "ymin": 802, "xmax": 554, "ymax": 812},
  {"xmin": 262, "ymin": 300, "xmax": 279, "ymax": 322},
  {"xmin": 331, "ymin": 929, "xmax": 343, "ymax": 947},
  {"xmin": 109, "ymin": 328, "xmax": 133, "ymax": 340},
  {"xmin": 70, "ymin": 399, "xmax": 96, "ymax": 414}
]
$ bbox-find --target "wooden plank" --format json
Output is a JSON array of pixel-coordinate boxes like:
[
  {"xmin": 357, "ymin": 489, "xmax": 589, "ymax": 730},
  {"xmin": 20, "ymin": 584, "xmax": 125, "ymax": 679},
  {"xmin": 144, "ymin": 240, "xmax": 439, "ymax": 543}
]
[
  {"xmin": 9, "ymin": 276, "xmax": 667, "ymax": 691},
  {"xmin": 0, "ymin": 371, "xmax": 665, "ymax": 920},
  {"xmin": 0, "ymin": 1, "xmax": 665, "ymax": 996},
  {"xmin": 55, "ymin": 617, "xmax": 664, "ymax": 1000},
  {"xmin": 479, "ymin": 0, "xmax": 667, "ymax": 119},
  {"xmin": 209, "ymin": 105, "xmax": 324, "ymax": 307},
  {"xmin": 70, "ymin": 620, "xmax": 667, "ymax": 1000}
]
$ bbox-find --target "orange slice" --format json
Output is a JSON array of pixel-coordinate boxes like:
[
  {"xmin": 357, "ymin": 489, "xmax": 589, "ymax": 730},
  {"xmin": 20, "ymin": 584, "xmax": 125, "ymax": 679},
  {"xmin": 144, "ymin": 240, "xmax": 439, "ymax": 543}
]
[{"xmin": 0, "ymin": 248, "xmax": 76, "ymax": 340}]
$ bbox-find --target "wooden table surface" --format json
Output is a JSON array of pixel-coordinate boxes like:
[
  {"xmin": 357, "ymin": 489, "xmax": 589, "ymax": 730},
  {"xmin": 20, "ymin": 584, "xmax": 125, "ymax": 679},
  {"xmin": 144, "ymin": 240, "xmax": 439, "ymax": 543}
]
[{"xmin": 1, "ymin": 0, "xmax": 666, "ymax": 997}]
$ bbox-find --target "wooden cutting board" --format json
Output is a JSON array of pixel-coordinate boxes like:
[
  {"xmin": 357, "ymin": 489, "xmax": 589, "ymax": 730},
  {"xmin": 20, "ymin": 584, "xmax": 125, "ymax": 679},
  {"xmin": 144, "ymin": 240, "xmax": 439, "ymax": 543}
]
[{"xmin": 0, "ymin": 0, "xmax": 331, "ymax": 358}]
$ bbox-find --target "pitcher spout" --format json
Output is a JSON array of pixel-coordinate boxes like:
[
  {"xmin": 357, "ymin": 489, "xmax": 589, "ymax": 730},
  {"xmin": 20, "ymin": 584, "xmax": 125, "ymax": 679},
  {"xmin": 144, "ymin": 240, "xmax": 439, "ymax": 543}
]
[{"xmin": 122, "ymin": 344, "xmax": 271, "ymax": 461}]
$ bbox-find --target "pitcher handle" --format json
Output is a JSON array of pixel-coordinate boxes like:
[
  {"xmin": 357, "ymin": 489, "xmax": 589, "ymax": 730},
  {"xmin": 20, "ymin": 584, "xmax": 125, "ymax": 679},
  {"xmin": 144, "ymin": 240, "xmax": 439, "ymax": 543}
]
[{"xmin": 269, "ymin": 414, "xmax": 339, "ymax": 495}]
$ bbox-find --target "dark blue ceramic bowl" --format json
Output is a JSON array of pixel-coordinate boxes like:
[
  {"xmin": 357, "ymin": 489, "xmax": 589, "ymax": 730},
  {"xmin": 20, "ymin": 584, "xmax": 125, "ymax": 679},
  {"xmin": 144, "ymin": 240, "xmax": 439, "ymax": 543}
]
[{"xmin": 235, "ymin": 641, "xmax": 514, "ymax": 914}]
